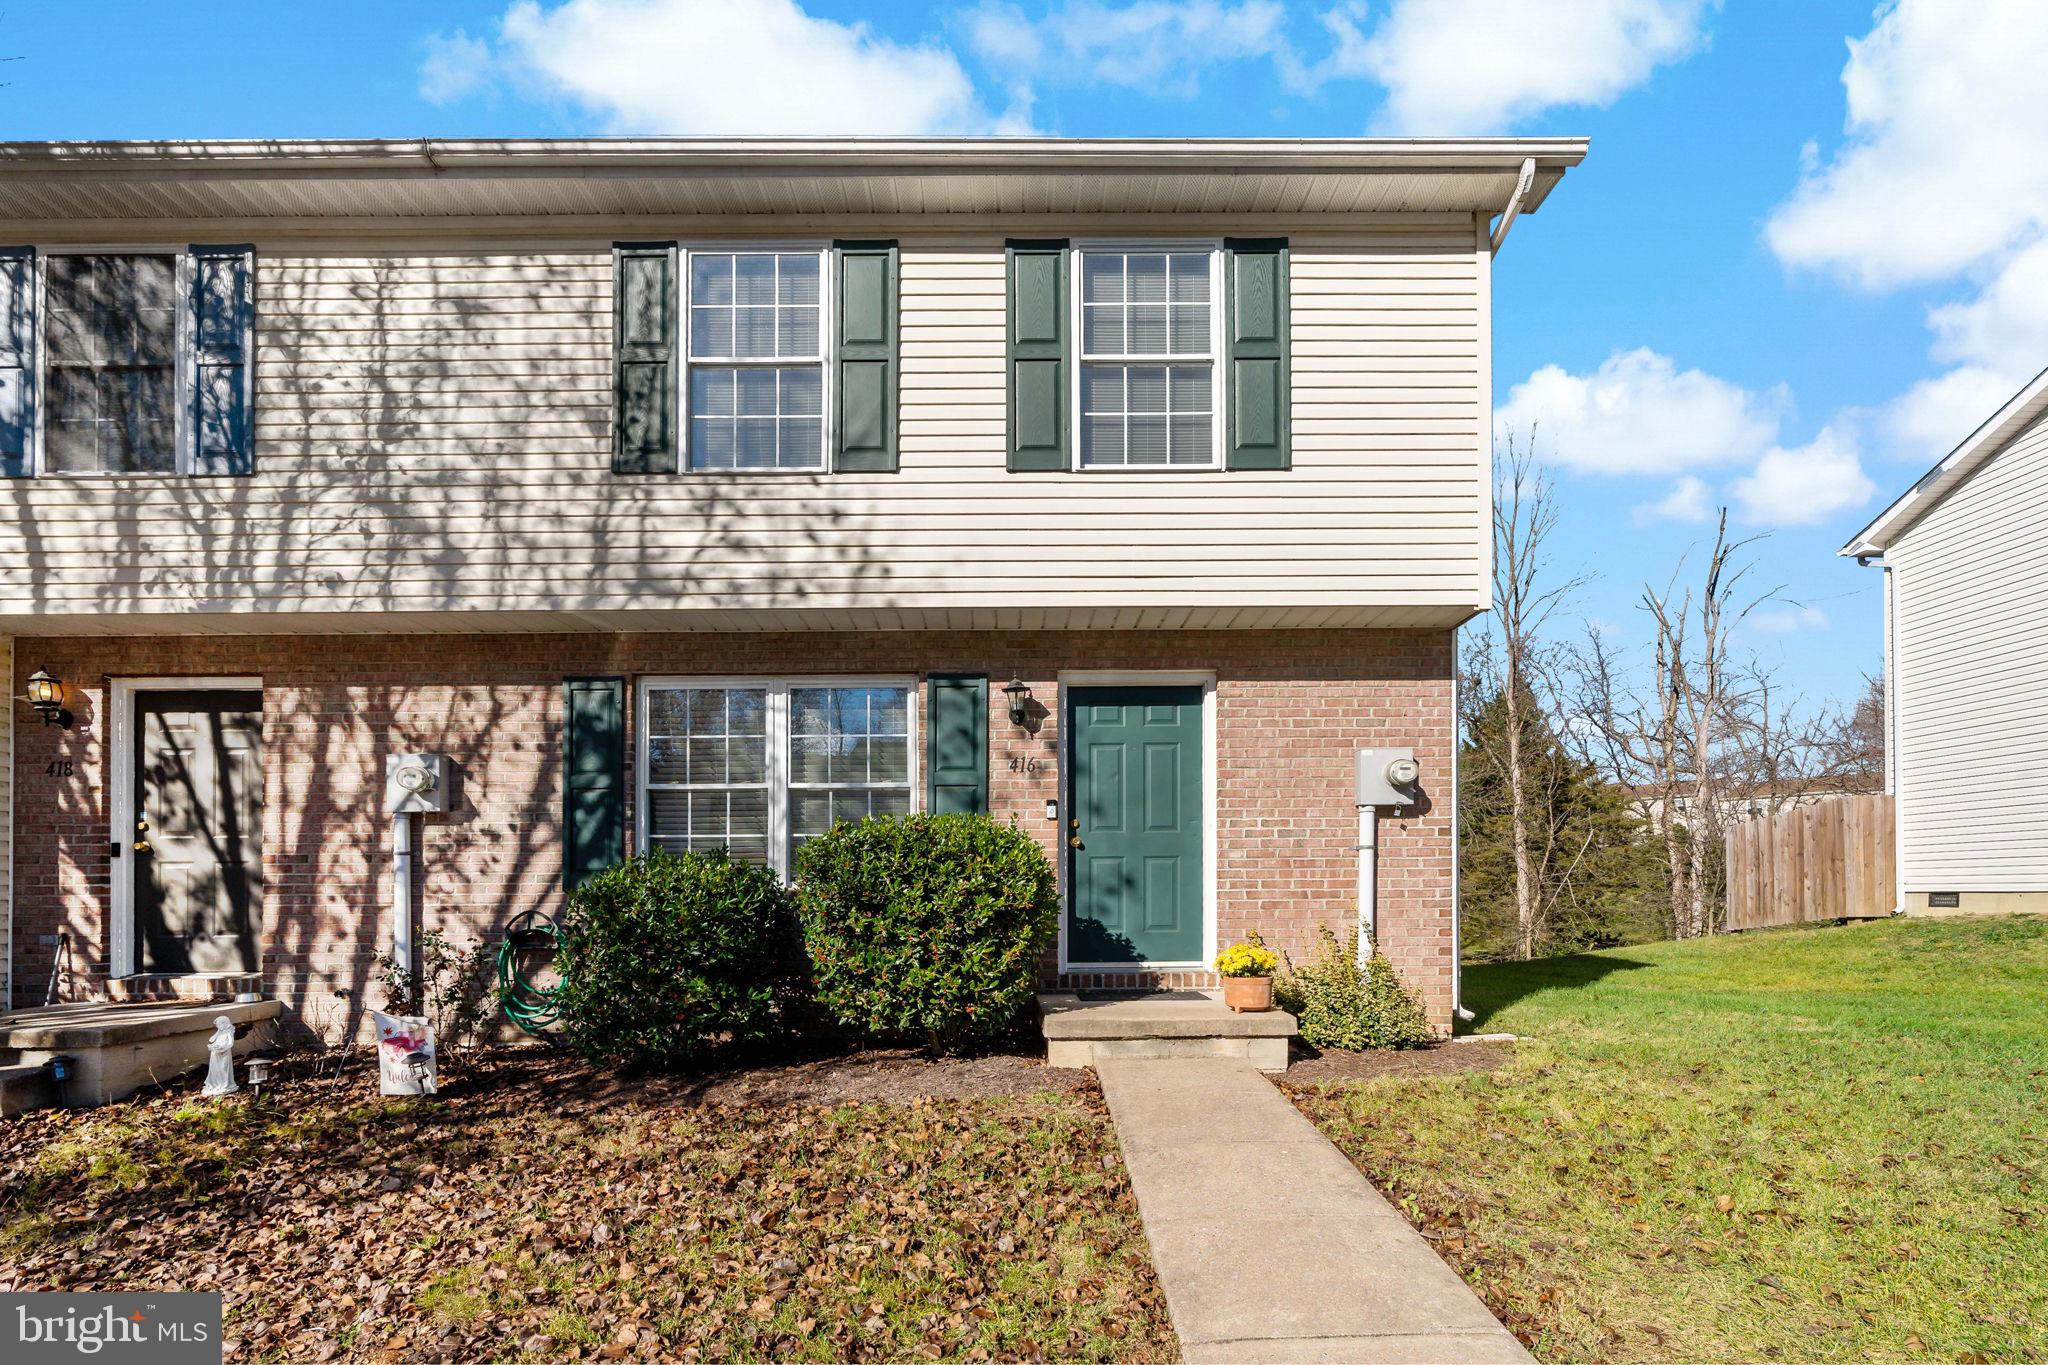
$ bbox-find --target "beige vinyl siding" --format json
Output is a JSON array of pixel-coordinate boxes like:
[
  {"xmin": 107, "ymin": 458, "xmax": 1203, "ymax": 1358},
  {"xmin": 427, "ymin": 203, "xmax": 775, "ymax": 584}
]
[
  {"xmin": 0, "ymin": 224, "xmax": 1488, "ymax": 629},
  {"xmin": 1889, "ymin": 404, "xmax": 2048, "ymax": 891}
]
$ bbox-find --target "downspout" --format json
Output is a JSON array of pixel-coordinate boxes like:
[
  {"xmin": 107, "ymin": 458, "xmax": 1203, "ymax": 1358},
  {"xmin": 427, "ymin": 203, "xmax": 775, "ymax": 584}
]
[
  {"xmin": 1488, "ymin": 158, "xmax": 1537, "ymax": 254},
  {"xmin": 1856, "ymin": 551, "xmax": 1907, "ymax": 916},
  {"xmin": 1451, "ymin": 661, "xmax": 1472, "ymax": 1021}
]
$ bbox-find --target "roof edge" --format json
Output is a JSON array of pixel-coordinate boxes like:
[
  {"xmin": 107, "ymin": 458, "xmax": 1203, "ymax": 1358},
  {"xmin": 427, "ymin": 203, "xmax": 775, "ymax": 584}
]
[{"xmin": 1841, "ymin": 364, "xmax": 2048, "ymax": 557}]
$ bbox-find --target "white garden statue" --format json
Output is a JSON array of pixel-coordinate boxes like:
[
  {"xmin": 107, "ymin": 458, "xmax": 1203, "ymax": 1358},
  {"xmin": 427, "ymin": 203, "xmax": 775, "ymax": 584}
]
[{"xmin": 201, "ymin": 1015, "xmax": 240, "ymax": 1097}]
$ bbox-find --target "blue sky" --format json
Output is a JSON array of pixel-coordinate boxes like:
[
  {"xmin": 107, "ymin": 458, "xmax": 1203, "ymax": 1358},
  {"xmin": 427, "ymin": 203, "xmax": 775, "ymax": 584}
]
[{"xmin": 11, "ymin": 1, "xmax": 2047, "ymax": 714}]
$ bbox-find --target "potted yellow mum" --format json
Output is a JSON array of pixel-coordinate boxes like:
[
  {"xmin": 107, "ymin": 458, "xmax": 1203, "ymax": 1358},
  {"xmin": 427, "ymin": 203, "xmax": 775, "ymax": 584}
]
[{"xmin": 1215, "ymin": 933, "xmax": 1279, "ymax": 1013}]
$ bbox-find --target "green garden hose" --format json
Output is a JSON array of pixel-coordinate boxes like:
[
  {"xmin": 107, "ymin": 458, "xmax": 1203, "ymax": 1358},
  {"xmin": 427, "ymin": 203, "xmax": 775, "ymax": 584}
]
[{"xmin": 497, "ymin": 910, "xmax": 563, "ymax": 1036}]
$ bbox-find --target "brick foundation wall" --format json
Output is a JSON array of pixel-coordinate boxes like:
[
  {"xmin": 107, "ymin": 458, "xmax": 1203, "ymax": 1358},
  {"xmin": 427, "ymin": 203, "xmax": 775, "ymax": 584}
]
[{"xmin": 9, "ymin": 628, "xmax": 1457, "ymax": 1034}]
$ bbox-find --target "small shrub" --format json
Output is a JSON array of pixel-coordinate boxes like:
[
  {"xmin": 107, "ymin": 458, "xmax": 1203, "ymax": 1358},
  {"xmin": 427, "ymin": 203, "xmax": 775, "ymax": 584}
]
[
  {"xmin": 794, "ymin": 813, "xmax": 1058, "ymax": 1051},
  {"xmin": 375, "ymin": 928, "xmax": 492, "ymax": 1060},
  {"xmin": 1275, "ymin": 925, "xmax": 1436, "ymax": 1051},
  {"xmin": 552, "ymin": 849, "xmax": 803, "ymax": 1069}
]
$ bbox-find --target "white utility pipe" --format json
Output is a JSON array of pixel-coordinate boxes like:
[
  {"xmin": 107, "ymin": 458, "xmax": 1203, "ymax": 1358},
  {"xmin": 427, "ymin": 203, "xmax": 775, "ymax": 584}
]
[
  {"xmin": 392, "ymin": 812, "xmax": 416, "ymax": 978},
  {"xmin": 1356, "ymin": 804, "xmax": 1378, "ymax": 966}
]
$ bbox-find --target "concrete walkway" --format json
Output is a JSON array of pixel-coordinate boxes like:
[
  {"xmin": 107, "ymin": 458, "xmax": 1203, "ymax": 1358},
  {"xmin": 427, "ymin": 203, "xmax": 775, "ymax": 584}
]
[{"xmin": 1096, "ymin": 1057, "xmax": 1533, "ymax": 1364}]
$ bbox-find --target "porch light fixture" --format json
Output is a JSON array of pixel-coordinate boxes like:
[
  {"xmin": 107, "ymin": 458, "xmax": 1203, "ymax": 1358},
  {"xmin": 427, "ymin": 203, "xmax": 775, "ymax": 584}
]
[
  {"xmin": 1002, "ymin": 678, "xmax": 1033, "ymax": 727},
  {"xmin": 25, "ymin": 668, "xmax": 73, "ymax": 729}
]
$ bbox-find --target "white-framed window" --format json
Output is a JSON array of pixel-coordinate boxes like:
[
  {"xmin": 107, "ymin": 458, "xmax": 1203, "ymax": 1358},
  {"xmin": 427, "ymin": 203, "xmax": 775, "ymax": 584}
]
[
  {"xmin": 1073, "ymin": 243, "xmax": 1223, "ymax": 469},
  {"xmin": 684, "ymin": 246, "xmax": 829, "ymax": 471},
  {"xmin": 638, "ymin": 676, "xmax": 916, "ymax": 878}
]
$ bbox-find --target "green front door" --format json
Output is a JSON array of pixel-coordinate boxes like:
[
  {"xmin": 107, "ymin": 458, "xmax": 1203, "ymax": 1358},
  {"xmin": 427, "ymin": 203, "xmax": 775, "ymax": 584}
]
[{"xmin": 1066, "ymin": 685, "xmax": 1204, "ymax": 965}]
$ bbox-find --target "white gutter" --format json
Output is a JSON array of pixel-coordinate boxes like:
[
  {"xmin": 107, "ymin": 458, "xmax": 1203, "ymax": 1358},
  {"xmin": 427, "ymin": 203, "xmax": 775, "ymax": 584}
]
[{"xmin": 1488, "ymin": 158, "xmax": 1537, "ymax": 252}]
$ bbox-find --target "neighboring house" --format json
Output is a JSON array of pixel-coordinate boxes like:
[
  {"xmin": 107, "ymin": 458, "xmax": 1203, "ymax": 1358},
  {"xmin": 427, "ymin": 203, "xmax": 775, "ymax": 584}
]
[
  {"xmin": 1629, "ymin": 776, "xmax": 1881, "ymax": 831},
  {"xmin": 0, "ymin": 137, "xmax": 1584, "ymax": 1032},
  {"xmin": 1843, "ymin": 366, "xmax": 2048, "ymax": 916}
]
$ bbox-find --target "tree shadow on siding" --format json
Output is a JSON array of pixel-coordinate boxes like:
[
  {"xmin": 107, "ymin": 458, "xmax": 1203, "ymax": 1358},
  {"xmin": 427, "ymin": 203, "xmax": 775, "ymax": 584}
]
[{"xmin": 6, "ymin": 250, "xmax": 895, "ymax": 1029}]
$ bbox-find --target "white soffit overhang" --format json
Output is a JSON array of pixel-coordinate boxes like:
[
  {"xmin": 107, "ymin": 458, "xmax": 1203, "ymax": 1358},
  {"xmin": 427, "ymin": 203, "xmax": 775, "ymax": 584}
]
[
  {"xmin": 1842, "ymin": 365, "xmax": 2048, "ymax": 557},
  {"xmin": 0, "ymin": 136, "xmax": 1587, "ymax": 224}
]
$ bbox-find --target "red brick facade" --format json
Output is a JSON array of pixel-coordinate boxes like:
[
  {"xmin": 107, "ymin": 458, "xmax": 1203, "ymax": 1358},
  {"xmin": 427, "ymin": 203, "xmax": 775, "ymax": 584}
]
[{"xmin": 8, "ymin": 628, "xmax": 1458, "ymax": 1032}]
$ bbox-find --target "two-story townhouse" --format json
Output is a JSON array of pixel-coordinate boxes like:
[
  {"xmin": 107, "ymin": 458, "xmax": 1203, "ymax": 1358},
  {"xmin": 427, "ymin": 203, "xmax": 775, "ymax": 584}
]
[{"xmin": 0, "ymin": 138, "xmax": 1582, "ymax": 1033}]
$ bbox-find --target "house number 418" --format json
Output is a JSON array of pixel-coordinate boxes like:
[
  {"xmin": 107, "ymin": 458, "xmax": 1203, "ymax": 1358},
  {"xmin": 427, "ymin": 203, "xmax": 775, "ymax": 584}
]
[{"xmin": 46, "ymin": 760, "xmax": 74, "ymax": 778}]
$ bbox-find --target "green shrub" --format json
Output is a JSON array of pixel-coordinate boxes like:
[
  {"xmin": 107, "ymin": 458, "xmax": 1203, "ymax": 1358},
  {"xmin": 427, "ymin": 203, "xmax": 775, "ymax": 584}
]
[
  {"xmin": 794, "ymin": 813, "xmax": 1058, "ymax": 1050},
  {"xmin": 551, "ymin": 849, "xmax": 802, "ymax": 1069},
  {"xmin": 1275, "ymin": 925, "xmax": 1436, "ymax": 1051}
]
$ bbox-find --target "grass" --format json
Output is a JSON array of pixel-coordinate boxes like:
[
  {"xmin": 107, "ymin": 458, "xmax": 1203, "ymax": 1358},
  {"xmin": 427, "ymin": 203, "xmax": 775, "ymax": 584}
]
[
  {"xmin": 0, "ymin": 1059, "xmax": 1175, "ymax": 1363},
  {"xmin": 1292, "ymin": 917, "xmax": 2048, "ymax": 1364}
]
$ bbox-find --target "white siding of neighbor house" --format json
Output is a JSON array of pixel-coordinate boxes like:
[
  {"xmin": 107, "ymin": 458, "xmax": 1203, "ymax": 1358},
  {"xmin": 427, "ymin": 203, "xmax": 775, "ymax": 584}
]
[
  {"xmin": 0, "ymin": 218, "xmax": 1491, "ymax": 633},
  {"xmin": 1888, "ymin": 403, "xmax": 2048, "ymax": 891}
]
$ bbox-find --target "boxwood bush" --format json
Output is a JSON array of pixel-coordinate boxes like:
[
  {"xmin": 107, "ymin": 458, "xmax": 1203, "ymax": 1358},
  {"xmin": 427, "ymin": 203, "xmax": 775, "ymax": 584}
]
[
  {"xmin": 793, "ymin": 813, "xmax": 1058, "ymax": 1050},
  {"xmin": 552, "ymin": 848, "xmax": 803, "ymax": 1069}
]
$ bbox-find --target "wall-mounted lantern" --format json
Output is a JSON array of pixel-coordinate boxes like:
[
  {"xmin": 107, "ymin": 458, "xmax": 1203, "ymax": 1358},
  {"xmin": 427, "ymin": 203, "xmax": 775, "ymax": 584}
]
[
  {"xmin": 1002, "ymin": 678, "xmax": 1033, "ymax": 727},
  {"xmin": 25, "ymin": 668, "xmax": 73, "ymax": 729}
]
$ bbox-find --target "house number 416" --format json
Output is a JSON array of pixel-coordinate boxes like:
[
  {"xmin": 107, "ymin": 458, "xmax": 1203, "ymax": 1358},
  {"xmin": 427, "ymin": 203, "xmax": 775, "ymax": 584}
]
[{"xmin": 1007, "ymin": 756, "xmax": 1044, "ymax": 775}]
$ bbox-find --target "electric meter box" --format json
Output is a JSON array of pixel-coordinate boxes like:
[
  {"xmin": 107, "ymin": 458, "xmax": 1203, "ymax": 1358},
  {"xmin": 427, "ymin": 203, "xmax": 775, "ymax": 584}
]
[
  {"xmin": 386, "ymin": 753, "xmax": 452, "ymax": 815},
  {"xmin": 1355, "ymin": 747, "xmax": 1420, "ymax": 808}
]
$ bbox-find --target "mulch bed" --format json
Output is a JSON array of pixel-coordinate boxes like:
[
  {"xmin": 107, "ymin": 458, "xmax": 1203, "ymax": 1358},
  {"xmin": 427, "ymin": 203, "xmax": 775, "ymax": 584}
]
[
  {"xmin": 0, "ymin": 1047, "xmax": 1171, "ymax": 1364},
  {"xmin": 1278, "ymin": 1038, "xmax": 1515, "ymax": 1087}
]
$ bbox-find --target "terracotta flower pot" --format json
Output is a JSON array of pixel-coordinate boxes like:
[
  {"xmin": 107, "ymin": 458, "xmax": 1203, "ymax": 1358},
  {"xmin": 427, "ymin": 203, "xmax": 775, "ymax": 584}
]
[{"xmin": 1222, "ymin": 975, "xmax": 1273, "ymax": 1013}]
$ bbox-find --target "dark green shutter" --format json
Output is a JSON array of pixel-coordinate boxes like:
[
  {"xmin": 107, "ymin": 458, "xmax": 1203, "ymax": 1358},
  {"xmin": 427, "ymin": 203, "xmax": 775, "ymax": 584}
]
[
  {"xmin": 188, "ymin": 244, "xmax": 255, "ymax": 476},
  {"xmin": 1006, "ymin": 240, "xmax": 1068, "ymax": 472},
  {"xmin": 926, "ymin": 674, "xmax": 989, "ymax": 815},
  {"xmin": 834, "ymin": 240, "xmax": 898, "ymax": 472},
  {"xmin": 1224, "ymin": 238, "xmax": 1290, "ymax": 471},
  {"xmin": 613, "ymin": 242, "xmax": 678, "ymax": 474},
  {"xmin": 563, "ymin": 677, "xmax": 627, "ymax": 890},
  {"xmin": 0, "ymin": 247, "xmax": 32, "ymax": 478}
]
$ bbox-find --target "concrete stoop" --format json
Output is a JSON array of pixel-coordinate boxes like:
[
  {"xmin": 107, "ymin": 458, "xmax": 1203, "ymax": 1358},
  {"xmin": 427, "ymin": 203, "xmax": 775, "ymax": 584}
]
[
  {"xmin": 1038, "ymin": 990, "xmax": 1297, "ymax": 1072},
  {"xmin": 0, "ymin": 999, "xmax": 283, "ymax": 1110}
]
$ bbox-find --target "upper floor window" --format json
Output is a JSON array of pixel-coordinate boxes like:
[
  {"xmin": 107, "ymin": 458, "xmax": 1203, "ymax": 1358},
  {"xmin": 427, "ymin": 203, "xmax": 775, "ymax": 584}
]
[
  {"xmin": 1076, "ymin": 246, "xmax": 1221, "ymax": 469},
  {"xmin": 46, "ymin": 254, "xmax": 179, "ymax": 474},
  {"xmin": 0, "ymin": 244, "xmax": 255, "ymax": 479},
  {"xmin": 686, "ymin": 250, "xmax": 826, "ymax": 471}
]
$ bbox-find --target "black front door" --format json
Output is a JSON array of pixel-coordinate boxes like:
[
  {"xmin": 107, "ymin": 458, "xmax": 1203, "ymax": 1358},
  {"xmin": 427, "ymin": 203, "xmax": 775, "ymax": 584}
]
[{"xmin": 133, "ymin": 689, "xmax": 263, "ymax": 974}]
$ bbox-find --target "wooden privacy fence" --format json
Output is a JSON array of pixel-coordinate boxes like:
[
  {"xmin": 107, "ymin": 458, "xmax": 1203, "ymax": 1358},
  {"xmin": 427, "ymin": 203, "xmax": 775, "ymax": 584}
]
[{"xmin": 1725, "ymin": 793, "xmax": 1896, "ymax": 931}]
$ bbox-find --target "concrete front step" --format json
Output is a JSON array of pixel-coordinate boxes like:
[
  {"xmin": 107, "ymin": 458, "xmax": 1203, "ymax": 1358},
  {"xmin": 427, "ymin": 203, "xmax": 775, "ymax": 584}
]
[
  {"xmin": 0, "ymin": 1062, "xmax": 57, "ymax": 1118},
  {"xmin": 0, "ymin": 999, "xmax": 283, "ymax": 1109},
  {"xmin": 106, "ymin": 974, "xmax": 263, "ymax": 1003},
  {"xmin": 1039, "ymin": 990, "xmax": 1297, "ymax": 1072}
]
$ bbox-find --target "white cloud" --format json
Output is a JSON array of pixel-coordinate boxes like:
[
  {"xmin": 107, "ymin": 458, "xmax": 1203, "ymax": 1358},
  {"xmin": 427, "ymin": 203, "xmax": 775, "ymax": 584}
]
[
  {"xmin": 1730, "ymin": 426, "xmax": 1874, "ymax": 528},
  {"xmin": 963, "ymin": 1, "xmax": 1288, "ymax": 98},
  {"xmin": 1750, "ymin": 604, "xmax": 1831, "ymax": 635},
  {"xmin": 1765, "ymin": 0, "xmax": 2048, "ymax": 290},
  {"xmin": 419, "ymin": 30, "xmax": 493, "ymax": 104},
  {"xmin": 1878, "ymin": 365, "xmax": 2032, "ymax": 463},
  {"xmin": 457, "ymin": 0, "xmax": 1015, "ymax": 135},
  {"xmin": 1497, "ymin": 347, "xmax": 1783, "ymax": 477},
  {"xmin": 1633, "ymin": 475, "xmax": 1712, "ymax": 525},
  {"xmin": 1927, "ymin": 237, "xmax": 2048, "ymax": 372},
  {"xmin": 1341, "ymin": 0, "xmax": 1712, "ymax": 134}
]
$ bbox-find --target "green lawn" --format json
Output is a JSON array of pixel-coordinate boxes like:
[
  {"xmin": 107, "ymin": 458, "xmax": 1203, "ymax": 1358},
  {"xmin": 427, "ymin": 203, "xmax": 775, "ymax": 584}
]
[
  {"xmin": 1292, "ymin": 917, "xmax": 2048, "ymax": 1364},
  {"xmin": 0, "ymin": 1059, "xmax": 1176, "ymax": 1363}
]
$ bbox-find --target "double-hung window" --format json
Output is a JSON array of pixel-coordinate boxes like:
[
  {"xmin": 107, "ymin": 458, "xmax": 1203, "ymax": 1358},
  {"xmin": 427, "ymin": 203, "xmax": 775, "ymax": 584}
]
[
  {"xmin": 685, "ymin": 249, "xmax": 827, "ymax": 471},
  {"xmin": 0, "ymin": 245, "xmax": 255, "ymax": 478},
  {"xmin": 1076, "ymin": 245, "xmax": 1221, "ymax": 469},
  {"xmin": 640, "ymin": 678, "xmax": 914, "ymax": 877}
]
